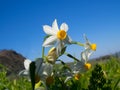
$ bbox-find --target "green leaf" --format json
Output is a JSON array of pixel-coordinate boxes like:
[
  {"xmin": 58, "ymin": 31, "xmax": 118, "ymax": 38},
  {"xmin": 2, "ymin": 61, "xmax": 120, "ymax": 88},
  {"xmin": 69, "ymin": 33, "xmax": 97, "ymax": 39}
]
[
  {"xmin": 60, "ymin": 46, "xmax": 67, "ymax": 56},
  {"xmin": 114, "ymin": 78, "xmax": 120, "ymax": 90},
  {"xmin": 29, "ymin": 61, "xmax": 36, "ymax": 90},
  {"xmin": 65, "ymin": 53, "xmax": 80, "ymax": 62}
]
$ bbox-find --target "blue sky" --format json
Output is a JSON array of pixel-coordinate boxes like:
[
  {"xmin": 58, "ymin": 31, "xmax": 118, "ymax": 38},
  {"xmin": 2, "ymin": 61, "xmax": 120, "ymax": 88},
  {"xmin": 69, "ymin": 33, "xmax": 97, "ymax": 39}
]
[{"xmin": 0, "ymin": 0, "xmax": 120, "ymax": 61}]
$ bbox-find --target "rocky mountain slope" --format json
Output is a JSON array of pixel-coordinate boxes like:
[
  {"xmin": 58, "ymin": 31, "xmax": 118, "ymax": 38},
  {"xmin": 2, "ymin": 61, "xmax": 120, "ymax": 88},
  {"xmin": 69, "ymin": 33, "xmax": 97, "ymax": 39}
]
[{"xmin": 0, "ymin": 50, "xmax": 25, "ymax": 76}]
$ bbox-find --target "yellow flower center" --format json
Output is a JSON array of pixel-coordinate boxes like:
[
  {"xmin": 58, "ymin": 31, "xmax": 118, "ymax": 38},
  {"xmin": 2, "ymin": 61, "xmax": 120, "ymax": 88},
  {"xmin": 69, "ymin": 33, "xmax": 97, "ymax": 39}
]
[
  {"xmin": 35, "ymin": 75, "xmax": 40, "ymax": 83},
  {"xmin": 57, "ymin": 30, "xmax": 67, "ymax": 40},
  {"xmin": 46, "ymin": 76, "xmax": 54, "ymax": 85},
  {"xmin": 84, "ymin": 63, "xmax": 91, "ymax": 70},
  {"xmin": 90, "ymin": 44, "xmax": 97, "ymax": 51},
  {"xmin": 74, "ymin": 73, "xmax": 81, "ymax": 80},
  {"xmin": 35, "ymin": 81, "xmax": 41, "ymax": 89}
]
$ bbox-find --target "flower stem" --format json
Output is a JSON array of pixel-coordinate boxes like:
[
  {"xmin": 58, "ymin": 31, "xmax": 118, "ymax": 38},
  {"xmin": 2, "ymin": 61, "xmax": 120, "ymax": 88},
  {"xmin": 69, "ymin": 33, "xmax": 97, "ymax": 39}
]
[
  {"xmin": 41, "ymin": 81, "xmax": 47, "ymax": 90},
  {"xmin": 42, "ymin": 46, "xmax": 45, "ymax": 58},
  {"xmin": 71, "ymin": 41, "xmax": 84, "ymax": 46}
]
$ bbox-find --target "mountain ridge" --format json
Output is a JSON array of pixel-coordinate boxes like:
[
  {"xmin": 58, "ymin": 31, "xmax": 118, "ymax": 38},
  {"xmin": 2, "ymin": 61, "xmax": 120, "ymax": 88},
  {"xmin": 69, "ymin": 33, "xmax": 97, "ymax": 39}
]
[{"xmin": 0, "ymin": 49, "xmax": 25, "ymax": 76}]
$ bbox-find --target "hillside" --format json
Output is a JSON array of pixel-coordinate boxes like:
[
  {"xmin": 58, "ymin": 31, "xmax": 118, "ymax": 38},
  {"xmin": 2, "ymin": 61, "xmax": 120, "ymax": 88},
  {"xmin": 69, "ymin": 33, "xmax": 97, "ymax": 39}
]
[{"xmin": 0, "ymin": 50, "xmax": 25, "ymax": 76}]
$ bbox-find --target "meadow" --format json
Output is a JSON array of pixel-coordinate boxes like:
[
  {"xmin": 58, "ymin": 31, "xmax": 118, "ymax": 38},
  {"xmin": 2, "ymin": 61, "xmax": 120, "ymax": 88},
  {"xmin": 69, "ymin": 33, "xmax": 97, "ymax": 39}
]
[{"xmin": 0, "ymin": 56, "xmax": 120, "ymax": 90}]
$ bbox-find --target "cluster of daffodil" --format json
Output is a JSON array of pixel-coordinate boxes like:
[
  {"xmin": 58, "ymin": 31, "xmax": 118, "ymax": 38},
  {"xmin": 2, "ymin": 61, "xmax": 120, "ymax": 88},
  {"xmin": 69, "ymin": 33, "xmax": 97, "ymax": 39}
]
[{"xmin": 19, "ymin": 19, "xmax": 96, "ymax": 90}]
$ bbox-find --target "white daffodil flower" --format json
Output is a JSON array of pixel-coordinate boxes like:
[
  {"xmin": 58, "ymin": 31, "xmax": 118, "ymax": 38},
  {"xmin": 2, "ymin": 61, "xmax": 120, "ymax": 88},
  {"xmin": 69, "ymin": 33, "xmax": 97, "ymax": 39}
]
[
  {"xmin": 64, "ymin": 68, "xmax": 81, "ymax": 83},
  {"xmin": 42, "ymin": 19, "xmax": 72, "ymax": 55},
  {"xmin": 81, "ymin": 50, "xmax": 92, "ymax": 70},
  {"xmin": 84, "ymin": 34, "xmax": 96, "ymax": 51},
  {"xmin": 19, "ymin": 59, "xmax": 32, "ymax": 76},
  {"xmin": 31, "ymin": 59, "xmax": 53, "ymax": 85},
  {"xmin": 19, "ymin": 58, "xmax": 53, "ymax": 85},
  {"xmin": 20, "ymin": 58, "xmax": 43, "ymax": 77},
  {"xmin": 71, "ymin": 49, "xmax": 93, "ymax": 73}
]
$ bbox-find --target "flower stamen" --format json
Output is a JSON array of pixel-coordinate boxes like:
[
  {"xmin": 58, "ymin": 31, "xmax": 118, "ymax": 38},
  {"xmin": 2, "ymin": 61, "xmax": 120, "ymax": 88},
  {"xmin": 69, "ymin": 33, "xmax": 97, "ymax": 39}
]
[
  {"xmin": 46, "ymin": 76, "xmax": 54, "ymax": 85},
  {"xmin": 35, "ymin": 75, "xmax": 40, "ymax": 83},
  {"xmin": 84, "ymin": 63, "xmax": 91, "ymax": 70},
  {"xmin": 90, "ymin": 44, "xmax": 97, "ymax": 51},
  {"xmin": 57, "ymin": 30, "xmax": 67, "ymax": 40},
  {"xmin": 74, "ymin": 73, "xmax": 81, "ymax": 80}
]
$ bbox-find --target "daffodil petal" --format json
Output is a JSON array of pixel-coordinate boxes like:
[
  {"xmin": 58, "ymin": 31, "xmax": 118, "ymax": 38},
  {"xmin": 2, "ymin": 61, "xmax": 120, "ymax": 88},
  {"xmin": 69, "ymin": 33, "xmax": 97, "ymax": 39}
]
[
  {"xmin": 37, "ymin": 64, "xmax": 46, "ymax": 77},
  {"xmin": 84, "ymin": 34, "xmax": 89, "ymax": 43},
  {"xmin": 83, "ymin": 34, "xmax": 92, "ymax": 49},
  {"xmin": 74, "ymin": 61, "xmax": 84, "ymax": 71},
  {"xmin": 84, "ymin": 49, "xmax": 93, "ymax": 59},
  {"xmin": 84, "ymin": 43, "xmax": 90, "ymax": 50},
  {"xmin": 81, "ymin": 50, "xmax": 88, "ymax": 63},
  {"xmin": 63, "ymin": 35, "xmax": 72, "ymax": 44},
  {"xmin": 60, "ymin": 23, "xmax": 68, "ymax": 32},
  {"xmin": 64, "ymin": 76, "xmax": 72, "ymax": 83},
  {"xmin": 43, "ymin": 25, "xmax": 56, "ymax": 35},
  {"xmin": 87, "ymin": 51, "xmax": 93, "ymax": 58},
  {"xmin": 19, "ymin": 70, "xmax": 29, "ymax": 76},
  {"xmin": 35, "ymin": 58, "xmax": 44, "ymax": 75},
  {"xmin": 42, "ymin": 36, "xmax": 57, "ymax": 47},
  {"xmin": 24, "ymin": 59, "xmax": 32, "ymax": 70},
  {"xmin": 56, "ymin": 40, "xmax": 64, "ymax": 55},
  {"xmin": 81, "ymin": 50, "xmax": 93, "ymax": 63},
  {"xmin": 52, "ymin": 19, "xmax": 59, "ymax": 33},
  {"xmin": 43, "ymin": 63, "xmax": 53, "ymax": 76}
]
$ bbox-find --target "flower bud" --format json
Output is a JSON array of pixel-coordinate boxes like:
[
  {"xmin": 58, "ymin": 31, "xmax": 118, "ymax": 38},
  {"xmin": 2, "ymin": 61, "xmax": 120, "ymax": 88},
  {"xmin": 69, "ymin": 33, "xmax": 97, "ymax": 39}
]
[{"xmin": 47, "ymin": 47, "xmax": 58, "ymax": 64}]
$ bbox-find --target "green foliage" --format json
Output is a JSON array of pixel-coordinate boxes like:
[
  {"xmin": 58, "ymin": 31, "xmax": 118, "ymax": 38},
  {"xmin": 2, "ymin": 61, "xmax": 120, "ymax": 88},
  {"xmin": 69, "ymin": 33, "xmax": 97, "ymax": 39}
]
[
  {"xmin": 88, "ymin": 64, "xmax": 111, "ymax": 90},
  {"xmin": 0, "ymin": 65, "xmax": 31, "ymax": 90},
  {"xmin": 0, "ymin": 57, "xmax": 120, "ymax": 90}
]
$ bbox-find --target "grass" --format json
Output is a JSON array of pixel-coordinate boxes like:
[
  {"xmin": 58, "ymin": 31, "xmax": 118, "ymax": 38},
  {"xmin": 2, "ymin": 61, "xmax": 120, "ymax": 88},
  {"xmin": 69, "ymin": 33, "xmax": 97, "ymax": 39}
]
[{"xmin": 0, "ymin": 56, "xmax": 120, "ymax": 90}]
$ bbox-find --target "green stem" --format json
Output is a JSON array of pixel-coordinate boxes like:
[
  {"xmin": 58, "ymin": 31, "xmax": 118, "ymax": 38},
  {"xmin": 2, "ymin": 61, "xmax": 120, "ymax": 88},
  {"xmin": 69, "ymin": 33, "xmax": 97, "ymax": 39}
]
[
  {"xmin": 42, "ymin": 46, "xmax": 45, "ymax": 58},
  {"xmin": 114, "ymin": 78, "xmax": 120, "ymax": 90},
  {"xmin": 56, "ymin": 59, "xmax": 65, "ymax": 65},
  {"xmin": 41, "ymin": 81, "xmax": 47, "ymax": 90},
  {"xmin": 71, "ymin": 41, "xmax": 84, "ymax": 46},
  {"xmin": 42, "ymin": 35, "xmax": 50, "ymax": 58}
]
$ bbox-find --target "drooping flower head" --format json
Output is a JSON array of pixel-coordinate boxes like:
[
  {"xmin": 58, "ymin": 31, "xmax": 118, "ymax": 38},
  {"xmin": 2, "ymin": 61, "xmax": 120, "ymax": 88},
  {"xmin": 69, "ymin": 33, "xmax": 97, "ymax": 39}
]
[
  {"xmin": 72, "ymin": 44, "xmax": 94, "ymax": 72},
  {"xmin": 42, "ymin": 19, "xmax": 72, "ymax": 55},
  {"xmin": 81, "ymin": 48, "xmax": 93, "ymax": 70}
]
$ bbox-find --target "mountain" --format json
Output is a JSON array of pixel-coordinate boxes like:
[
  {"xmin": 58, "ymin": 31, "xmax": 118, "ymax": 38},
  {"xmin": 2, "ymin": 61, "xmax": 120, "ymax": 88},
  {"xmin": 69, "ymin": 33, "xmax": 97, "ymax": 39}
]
[{"xmin": 0, "ymin": 50, "xmax": 25, "ymax": 76}]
